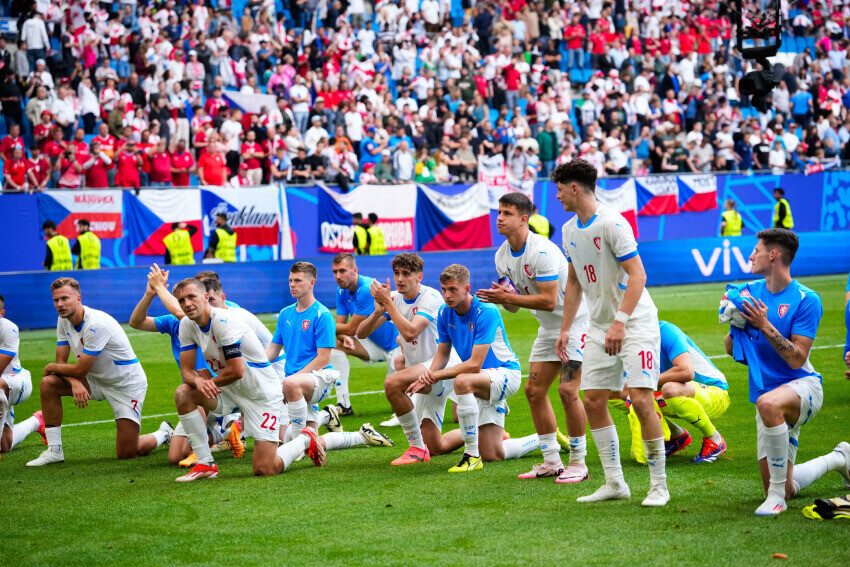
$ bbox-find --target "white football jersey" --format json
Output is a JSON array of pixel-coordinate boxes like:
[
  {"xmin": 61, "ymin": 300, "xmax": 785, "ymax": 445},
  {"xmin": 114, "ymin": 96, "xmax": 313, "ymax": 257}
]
[
  {"xmin": 178, "ymin": 307, "xmax": 281, "ymax": 401},
  {"xmin": 561, "ymin": 204, "xmax": 658, "ymax": 329},
  {"xmin": 387, "ymin": 284, "xmax": 443, "ymax": 365},
  {"xmin": 495, "ymin": 232, "xmax": 589, "ymax": 334},
  {"xmin": 0, "ymin": 317, "xmax": 22, "ymax": 374},
  {"xmin": 56, "ymin": 306, "xmax": 146, "ymax": 389},
  {"xmin": 231, "ymin": 305, "xmax": 285, "ymax": 379}
]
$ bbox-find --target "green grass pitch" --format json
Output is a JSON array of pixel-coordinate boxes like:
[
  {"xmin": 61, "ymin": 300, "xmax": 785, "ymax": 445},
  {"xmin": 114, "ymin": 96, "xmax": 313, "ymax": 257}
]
[{"xmin": 3, "ymin": 274, "xmax": 849, "ymax": 566}]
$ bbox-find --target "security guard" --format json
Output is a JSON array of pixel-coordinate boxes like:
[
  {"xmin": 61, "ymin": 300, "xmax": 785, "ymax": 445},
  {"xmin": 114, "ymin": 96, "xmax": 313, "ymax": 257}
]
[
  {"xmin": 163, "ymin": 222, "xmax": 197, "ymax": 265},
  {"xmin": 205, "ymin": 212, "xmax": 237, "ymax": 262},
  {"xmin": 773, "ymin": 188, "xmax": 794, "ymax": 229},
  {"xmin": 352, "ymin": 212, "xmax": 369, "ymax": 255},
  {"xmin": 527, "ymin": 205, "xmax": 554, "ymax": 239},
  {"xmin": 719, "ymin": 199, "xmax": 744, "ymax": 237},
  {"xmin": 366, "ymin": 212, "xmax": 387, "ymax": 255},
  {"xmin": 42, "ymin": 220, "xmax": 72, "ymax": 271},
  {"xmin": 72, "ymin": 219, "xmax": 101, "ymax": 269}
]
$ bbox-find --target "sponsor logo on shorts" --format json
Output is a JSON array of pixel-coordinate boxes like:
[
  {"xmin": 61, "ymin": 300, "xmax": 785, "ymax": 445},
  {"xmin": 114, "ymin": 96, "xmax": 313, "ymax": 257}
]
[
  {"xmin": 778, "ymin": 304, "xmax": 789, "ymax": 317},
  {"xmin": 302, "ymin": 320, "xmax": 311, "ymax": 331}
]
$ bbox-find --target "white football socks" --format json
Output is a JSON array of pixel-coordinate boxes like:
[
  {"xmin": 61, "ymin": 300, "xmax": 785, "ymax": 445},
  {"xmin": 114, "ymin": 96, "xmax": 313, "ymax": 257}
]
[
  {"xmin": 317, "ymin": 407, "xmax": 331, "ymax": 428},
  {"xmin": 591, "ymin": 425, "xmax": 624, "ymax": 484},
  {"xmin": 151, "ymin": 427, "xmax": 169, "ymax": 448},
  {"xmin": 277, "ymin": 433, "xmax": 311, "ymax": 471},
  {"xmin": 538, "ymin": 432, "xmax": 560, "ymax": 465},
  {"xmin": 792, "ymin": 448, "xmax": 847, "ymax": 495},
  {"xmin": 398, "ymin": 409, "xmax": 425, "ymax": 450},
  {"xmin": 569, "ymin": 435, "xmax": 587, "ymax": 465},
  {"xmin": 456, "ymin": 393, "xmax": 480, "ymax": 458},
  {"xmin": 11, "ymin": 415, "xmax": 40, "ymax": 449},
  {"xmin": 764, "ymin": 423, "xmax": 789, "ymax": 498},
  {"xmin": 504, "ymin": 434, "xmax": 540, "ymax": 460},
  {"xmin": 330, "ymin": 349, "xmax": 351, "ymax": 408},
  {"xmin": 287, "ymin": 397, "xmax": 308, "ymax": 432},
  {"xmin": 179, "ymin": 409, "xmax": 213, "ymax": 465},
  {"xmin": 644, "ymin": 437, "xmax": 667, "ymax": 486},
  {"xmin": 45, "ymin": 426, "xmax": 62, "ymax": 453},
  {"xmin": 324, "ymin": 432, "xmax": 366, "ymax": 451}
]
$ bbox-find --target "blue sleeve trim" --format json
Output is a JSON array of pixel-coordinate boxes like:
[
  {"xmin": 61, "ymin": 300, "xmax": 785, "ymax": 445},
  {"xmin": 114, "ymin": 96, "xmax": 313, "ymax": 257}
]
[
  {"xmin": 82, "ymin": 348, "xmax": 102, "ymax": 356},
  {"xmin": 0, "ymin": 348, "xmax": 16, "ymax": 356},
  {"xmin": 246, "ymin": 360, "xmax": 271, "ymax": 368},
  {"xmin": 616, "ymin": 250, "xmax": 639, "ymax": 262},
  {"xmin": 618, "ymin": 282, "xmax": 628, "ymax": 290},
  {"xmin": 179, "ymin": 345, "xmax": 198, "ymax": 352},
  {"xmin": 566, "ymin": 257, "xmax": 572, "ymax": 262},
  {"xmin": 272, "ymin": 355, "xmax": 286, "ymax": 363},
  {"xmin": 57, "ymin": 340, "xmax": 69, "ymax": 346},
  {"xmin": 382, "ymin": 312, "xmax": 391, "ymax": 320},
  {"xmin": 419, "ymin": 312, "xmax": 435, "ymax": 322}
]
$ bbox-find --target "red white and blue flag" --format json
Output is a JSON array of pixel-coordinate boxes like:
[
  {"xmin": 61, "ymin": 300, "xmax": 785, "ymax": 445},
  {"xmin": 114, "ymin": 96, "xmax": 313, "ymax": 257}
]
[
  {"xmin": 125, "ymin": 189, "xmax": 203, "ymax": 256},
  {"xmin": 677, "ymin": 175, "xmax": 718, "ymax": 212},
  {"xmin": 635, "ymin": 176, "xmax": 679, "ymax": 216},
  {"xmin": 36, "ymin": 190, "xmax": 123, "ymax": 239},
  {"xmin": 596, "ymin": 179, "xmax": 639, "ymax": 238},
  {"xmin": 416, "ymin": 184, "xmax": 492, "ymax": 251}
]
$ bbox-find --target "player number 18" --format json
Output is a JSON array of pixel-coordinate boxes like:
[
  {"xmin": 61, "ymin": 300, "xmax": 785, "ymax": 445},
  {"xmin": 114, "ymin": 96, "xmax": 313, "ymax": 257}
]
[
  {"xmin": 583, "ymin": 265, "xmax": 596, "ymax": 283},
  {"xmin": 638, "ymin": 350, "xmax": 654, "ymax": 369}
]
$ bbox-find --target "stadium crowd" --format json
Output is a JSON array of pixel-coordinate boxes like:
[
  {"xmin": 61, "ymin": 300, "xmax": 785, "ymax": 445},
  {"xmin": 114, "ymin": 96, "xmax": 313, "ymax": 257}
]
[{"xmin": 1, "ymin": 0, "xmax": 850, "ymax": 193}]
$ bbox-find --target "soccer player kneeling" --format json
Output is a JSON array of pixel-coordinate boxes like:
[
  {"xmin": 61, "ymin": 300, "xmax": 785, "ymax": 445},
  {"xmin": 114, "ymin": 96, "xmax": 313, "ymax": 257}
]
[
  {"xmin": 723, "ymin": 229, "xmax": 850, "ymax": 515},
  {"xmin": 408, "ymin": 264, "xmax": 540, "ymax": 472},
  {"xmin": 28, "ymin": 278, "xmax": 172, "ymax": 466},
  {"xmin": 173, "ymin": 277, "xmax": 324, "ymax": 481}
]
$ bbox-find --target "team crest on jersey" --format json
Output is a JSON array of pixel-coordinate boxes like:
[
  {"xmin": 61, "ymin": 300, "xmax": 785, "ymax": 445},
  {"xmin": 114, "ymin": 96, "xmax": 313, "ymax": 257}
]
[
  {"xmin": 469, "ymin": 323, "xmax": 474, "ymax": 332},
  {"xmin": 302, "ymin": 320, "xmax": 311, "ymax": 331},
  {"xmin": 593, "ymin": 237, "xmax": 601, "ymax": 250},
  {"xmin": 740, "ymin": 289, "xmax": 751, "ymax": 298},
  {"xmin": 412, "ymin": 307, "xmax": 418, "ymax": 315},
  {"xmin": 778, "ymin": 304, "xmax": 790, "ymax": 318},
  {"xmin": 523, "ymin": 264, "xmax": 532, "ymax": 277}
]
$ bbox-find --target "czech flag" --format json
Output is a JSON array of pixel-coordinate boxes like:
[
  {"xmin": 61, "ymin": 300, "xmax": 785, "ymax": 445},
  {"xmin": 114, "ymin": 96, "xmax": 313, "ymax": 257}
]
[
  {"xmin": 677, "ymin": 175, "xmax": 718, "ymax": 212},
  {"xmin": 36, "ymin": 190, "xmax": 123, "ymax": 239},
  {"xmin": 124, "ymin": 190, "xmax": 203, "ymax": 255},
  {"xmin": 635, "ymin": 177, "xmax": 679, "ymax": 216},
  {"xmin": 415, "ymin": 185, "xmax": 492, "ymax": 251},
  {"xmin": 596, "ymin": 179, "xmax": 639, "ymax": 238}
]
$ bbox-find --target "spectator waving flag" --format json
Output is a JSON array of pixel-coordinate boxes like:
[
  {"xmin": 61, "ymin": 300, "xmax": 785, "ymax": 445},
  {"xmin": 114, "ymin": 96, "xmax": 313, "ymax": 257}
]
[
  {"xmin": 415, "ymin": 184, "xmax": 492, "ymax": 251},
  {"xmin": 677, "ymin": 175, "xmax": 718, "ymax": 212}
]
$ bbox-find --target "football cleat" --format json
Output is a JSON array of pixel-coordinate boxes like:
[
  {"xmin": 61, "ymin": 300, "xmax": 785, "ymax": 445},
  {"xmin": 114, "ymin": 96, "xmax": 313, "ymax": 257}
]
[
  {"xmin": 641, "ymin": 484, "xmax": 671, "ymax": 507},
  {"xmin": 810, "ymin": 494, "xmax": 850, "ymax": 520},
  {"xmin": 665, "ymin": 430, "xmax": 692, "ymax": 457},
  {"xmin": 755, "ymin": 493, "xmax": 787, "ymax": 516},
  {"xmin": 26, "ymin": 448, "xmax": 65, "ymax": 467},
  {"xmin": 391, "ymin": 446, "xmax": 430, "ymax": 465},
  {"xmin": 226, "ymin": 421, "xmax": 245, "ymax": 459},
  {"xmin": 692, "ymin": 436, "xmax": 727, "ymax": 463},
  {"xmin": 448, "ymin": 453, "xmax": 483, "ymax": 473},
  {"xmin": 380, "ymin": 414, "xmax": 401, "ymax": 427},
  {"xmin": 556, "ymin": 463, "xmax": 590, "ymax": 484},
  {"xmin": 34, "ymin": 411, "xmax": 47, "ymax": 445},
  {"xmin": 359, "ymin": 423, "xmax": 394, "ymax": 447},
  {"xmin": 518, "ymin": 462, "xmax": 564, "ymax": 479},
  {"xmin": 556, "ymin": 428, "xmax": 570, "ymax": 451},
  {"xmin": 577, "ymin": 482, "xmax": 631, "ymax": 502},
  {"xmin": 834, "ymin": 442, "xmax": 850, "ymax": 489},
  {"xmin": 159, "ymin": 421, "xmax": 174, "ymax": 445},
  {"xmin": 321, "ymin": 404, "xmax": 343, "ymax": 432},
  {"xmin": 179, "ymin": 451, "xmax": 198, "ymax": 469},
  {"xmin": 336, "ymin": 404, "xmax": 354, "ymax": 417},
  {"xmin": 302, "ymin": 427, "xmax": 326, "ymax": 467},
  {"xmin": 176, "ymin": 462, "xmax": 219, "ymax": 482}
]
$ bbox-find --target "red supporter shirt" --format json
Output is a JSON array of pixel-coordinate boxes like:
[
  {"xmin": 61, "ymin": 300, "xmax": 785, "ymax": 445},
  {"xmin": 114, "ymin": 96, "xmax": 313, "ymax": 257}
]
[
  {"xmin": 198, "ymin": 152, "xmax": 228, "ymax": 186},
  {"xmin": 116, "ymin": 153, "xmax": 141, "ymax": 188},
  {"xmin": 70, "ymin": 140, "xmax": 90, "ymax": 163},
  {"xmin": 204, "ymin": 97, "xmax": 229, "ymax": 118},
  {"xmin": 679, "ymin": 32, "xmax": 694, "ymax": 54},
  {"xmin": 28, "ymin": 157, "xmax": 51, "ymax": 185},
  {"xmin": 86, "ymin": 157, "xmax": 110, "ymax": 188},
  {"xmin": 34, "ymin": 123, "xmax": 55, "ymax": 148},
  {"xmin": 504, "ymin": 64, "xmax": 520, "ymax": 91},
  {"xmin": 44, "ymin": 140, "xmax": 67, "ymax": 160},
  {"xmin": 137, "ymin": 142, "xmax": 153, "ymax": 173},
  {"xmin": 171, "ymin": 152, "xmax": 195, "ymax": 186},
  {"xmin": 565, "ymin": 25, "xmax": 586, "ymax": 49},
  {"xmin": 194, "ymin": 130, "xmax": 208, "ymax": 156},
  {"xmin": 149, "ymin": 151, "xmax": 173, "ymax": 183},
  {"xmin": 589, "ymin": 33, "xmax": 607, "ymax": 55},
  {"xmin": 3, "ymin": 158, "xmax": 28, "ymax": 188},
  {"xmin": 241, "ymin": 142, "xmax": 263, "ymax": 169},
  {"xmin": 0, "ymin": 136, "xmax": 24, "ymax": 160}
]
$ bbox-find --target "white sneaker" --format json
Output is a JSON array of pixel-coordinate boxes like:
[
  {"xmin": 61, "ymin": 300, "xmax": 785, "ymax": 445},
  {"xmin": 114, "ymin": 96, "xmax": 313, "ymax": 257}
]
[
  {"xmin": 641, "ymin": 484, "xmax": 670, "ymax": 507},
  {"xmin": 755, "ymin": 492, "xmax": 787, "ymax": 516},
  {"xmin": 359, "ymin": 423, "xmax": 394, "ymax": 446},
  {"xmin": 380, "ymin": 414, "xmax": 401, "ymax": 427},
  {"xmin": 834, "ymin": 441, "xmax": 850, "ymax": 489},
  {"xmin": 26, "ymin": 448, "xmax": 65, "ymax": 467},
  {"xmin": 577, "ymin": 481, "xmax": 630, "ymax": 502},
  {"xmin": 159, "ymin": 421, "xmax": 174, "ymax": 445}
]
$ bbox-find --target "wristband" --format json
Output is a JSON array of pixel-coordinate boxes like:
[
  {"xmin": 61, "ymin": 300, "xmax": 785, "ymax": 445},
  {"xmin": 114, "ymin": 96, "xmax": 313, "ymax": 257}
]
[{"xmin": 614, "ymin": 311, "xmax": 630, "ymax": 324}]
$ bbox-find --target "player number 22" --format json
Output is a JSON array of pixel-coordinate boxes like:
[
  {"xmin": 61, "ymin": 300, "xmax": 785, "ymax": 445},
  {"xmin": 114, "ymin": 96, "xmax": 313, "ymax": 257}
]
[
  {"xmin": 638, "ymin": 350, "xmax": 654, "ymax": 369},
  {"xmin": 583, "ymin": 265, "xmax": 596, "ymax": 283},
  {"xmin": 260, "ymin": 413, "xmax": 278, "ymax": 431}
]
